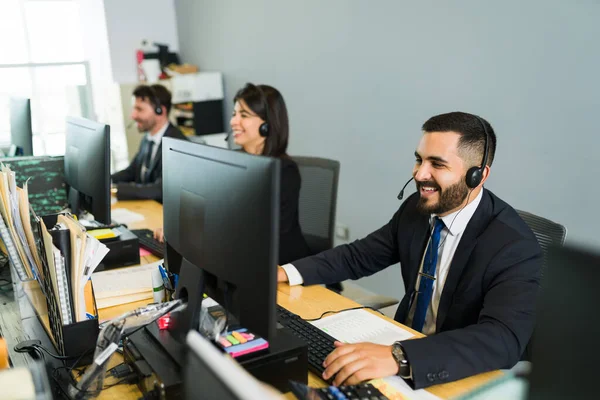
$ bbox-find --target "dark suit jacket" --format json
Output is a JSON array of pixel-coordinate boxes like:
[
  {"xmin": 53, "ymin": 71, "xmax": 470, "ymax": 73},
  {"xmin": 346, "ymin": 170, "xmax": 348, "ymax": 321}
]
[
  {"xmin": 293, "ymin": 189, "xmax": 542, "ymax": 389},
  {"xmin": 111, "ymin": 123, "xmax": 187, "ymax": 202},
  {"xmin": 279, "ymin": 157, "xmax": 311, "ymax": 265}
]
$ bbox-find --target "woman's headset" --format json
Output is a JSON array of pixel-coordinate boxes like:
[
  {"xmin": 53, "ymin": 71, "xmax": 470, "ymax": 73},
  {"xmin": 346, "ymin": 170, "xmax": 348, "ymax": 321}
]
[{"xmin": 253, "ymin": 84, "xmax": 270, "ymax": 137}]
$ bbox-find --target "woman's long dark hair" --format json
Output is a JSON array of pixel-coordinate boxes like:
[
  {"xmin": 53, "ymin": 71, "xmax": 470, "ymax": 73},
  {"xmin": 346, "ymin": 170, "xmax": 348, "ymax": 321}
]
[{"xmin": 233, "ymin": 83, "xmax": 289, "ymax": 158}]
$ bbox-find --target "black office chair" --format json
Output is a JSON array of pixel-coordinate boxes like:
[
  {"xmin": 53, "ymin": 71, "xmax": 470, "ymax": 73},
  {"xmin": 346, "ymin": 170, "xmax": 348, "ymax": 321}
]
[
  {"xmin": 516, "ymin": 209, "xmax": 567, "ymax": 281},
  {"xmin": 293, "ymin": 156, "xmax": 342, "ymax": 293},
  {"xmin": 293, "ymin": 157, "xmax": 399, "ymax": 309},
  {"xmin": 516, "ymin": 209, "xmax": 567, "ymax": 362}
]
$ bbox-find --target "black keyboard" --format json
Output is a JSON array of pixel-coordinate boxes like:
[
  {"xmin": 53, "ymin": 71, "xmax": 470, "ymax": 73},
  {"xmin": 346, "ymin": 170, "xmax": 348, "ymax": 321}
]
[
  {"xmin": 131, "ymin": 229, "xmax": 164, "ymax": 258},
  {"xmin": 276, "ymin": 305, "xmax": 336, "ymax": 377},
  {"xmin": 289, "ymin": 381, "xmax": 388, "ymax": 400}
]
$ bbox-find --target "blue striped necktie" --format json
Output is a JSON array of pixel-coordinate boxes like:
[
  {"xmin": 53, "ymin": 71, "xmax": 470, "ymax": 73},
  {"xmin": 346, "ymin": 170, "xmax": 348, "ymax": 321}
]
[{"xmin": 411, "ymin": 217, "xmax": 445, "ymax": 333}]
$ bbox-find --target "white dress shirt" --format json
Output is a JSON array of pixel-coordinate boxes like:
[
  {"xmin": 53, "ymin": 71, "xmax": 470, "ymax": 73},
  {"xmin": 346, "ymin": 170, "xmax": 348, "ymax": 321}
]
[
  {"xmin": 281, "ymin": 190, "xmax": 483, "ymax": 336},
  {"xmin": 141, "ymin": 122, "xmax": 169, "ymax": 178}
]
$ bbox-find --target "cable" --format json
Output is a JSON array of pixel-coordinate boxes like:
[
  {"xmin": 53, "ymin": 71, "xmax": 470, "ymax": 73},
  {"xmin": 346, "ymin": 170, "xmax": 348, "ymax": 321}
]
[
  {"xmin": 303, "ymin": 306, "xmax": 384, "ymax": 322},
  {"xmin": 32, "ymin": 344, "xmax": 86, "ymax": 360},
  {"xmin": 222, "ymin": 286, "xmax": 232, "ymax": 333}
]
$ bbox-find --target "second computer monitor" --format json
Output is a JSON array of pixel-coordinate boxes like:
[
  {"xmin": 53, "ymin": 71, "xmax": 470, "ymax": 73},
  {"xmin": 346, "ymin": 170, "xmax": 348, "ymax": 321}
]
[
  {"xmin": 9, "ymin": 97, "xmax": 34, "ymax": 156},
  {"xmin": 528, "ymin": 245, "xmax": 600, "ymax": 399},
  {"xmin": 162, "ymin": 137, "xmax": 280, "ymax": 342},
  {"xmin": 64, "ymin": 116, "xmax": 111, "ymax": 225}
]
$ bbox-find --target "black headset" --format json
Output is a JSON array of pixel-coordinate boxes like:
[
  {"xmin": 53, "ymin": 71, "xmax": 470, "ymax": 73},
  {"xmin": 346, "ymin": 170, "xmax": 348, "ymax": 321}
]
[
  {"xmin": 465, "ymin": 116, "xmax": 490, "ymax": 189},
  {"xmin": 254, "ymin": 84, "xmax": 270, "ymax": 137},
  {"xmin": 148, "ymin": 85, "xmax": 164, "ymax": 115}
]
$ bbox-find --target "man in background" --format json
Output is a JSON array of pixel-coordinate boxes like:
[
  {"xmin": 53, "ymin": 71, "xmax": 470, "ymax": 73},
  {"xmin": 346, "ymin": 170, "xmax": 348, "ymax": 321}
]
[{"xmin": 112, "ymin": 84, "xmax": 187, "ymax": 202}]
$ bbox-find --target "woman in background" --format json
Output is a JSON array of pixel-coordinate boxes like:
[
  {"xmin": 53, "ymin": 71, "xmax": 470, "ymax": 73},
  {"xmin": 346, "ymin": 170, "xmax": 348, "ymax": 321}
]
[
  {"xmin": 229, "ymin": 83, "xmax": 310, "ymax": 264},
  {"xmin": 155, "ymin": 83, "xmax": 310, "ymax": 265}
]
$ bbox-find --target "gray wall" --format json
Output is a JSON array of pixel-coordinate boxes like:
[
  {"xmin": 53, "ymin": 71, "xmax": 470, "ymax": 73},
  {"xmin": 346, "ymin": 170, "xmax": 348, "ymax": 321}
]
[{"xmin": 174, "ymin": 0, "xmax": 600, "ymax": 298}]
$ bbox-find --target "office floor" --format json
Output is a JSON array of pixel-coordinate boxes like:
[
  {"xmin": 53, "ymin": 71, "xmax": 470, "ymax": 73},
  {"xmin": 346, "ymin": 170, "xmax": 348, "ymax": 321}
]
[{"xmin": 339, "ymin": 281, "xmax": 399, "ymax": 319}]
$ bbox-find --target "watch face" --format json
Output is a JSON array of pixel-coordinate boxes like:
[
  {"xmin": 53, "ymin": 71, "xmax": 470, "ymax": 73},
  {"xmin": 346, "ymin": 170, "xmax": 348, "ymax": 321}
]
[{"xmin": 392, "ymin": 344, "xmax": 403, "ymax": 362}]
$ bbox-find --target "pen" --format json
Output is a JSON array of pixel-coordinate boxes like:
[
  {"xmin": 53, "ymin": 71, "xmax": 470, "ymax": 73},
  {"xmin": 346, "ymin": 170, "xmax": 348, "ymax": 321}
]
[{"xmin": 158, "ymin": 264, "xmax": 173, "ymax": 291}]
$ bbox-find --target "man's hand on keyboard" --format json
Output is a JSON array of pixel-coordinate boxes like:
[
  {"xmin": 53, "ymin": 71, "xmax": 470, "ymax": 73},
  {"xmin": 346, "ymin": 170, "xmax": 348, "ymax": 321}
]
[
  {"xmin": 322, "ymin": 341, "xmax": 399, "ymax": 386},
  {"xmin": 154, "ymin": 228, "xmax": 164, "ymax": 243}
]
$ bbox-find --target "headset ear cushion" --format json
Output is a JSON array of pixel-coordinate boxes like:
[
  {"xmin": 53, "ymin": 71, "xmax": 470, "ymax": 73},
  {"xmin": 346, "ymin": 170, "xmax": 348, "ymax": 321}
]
[
  {"xmin": 466, "ymin": 166, "xmax": 483, "ymax": 189},
  {"xmin": 259, "ymin": 122, "xmax": 269, "ymax": 137},
  {"xmin": 155, "ymin": 106, "xmax": 163, "ymax": 115}
]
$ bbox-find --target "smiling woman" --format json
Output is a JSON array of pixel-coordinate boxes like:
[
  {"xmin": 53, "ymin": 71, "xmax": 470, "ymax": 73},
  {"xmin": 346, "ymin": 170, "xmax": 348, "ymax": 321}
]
[{"xmin": 229, "ymin": 83, "xmax": 311, "ymax": 265}]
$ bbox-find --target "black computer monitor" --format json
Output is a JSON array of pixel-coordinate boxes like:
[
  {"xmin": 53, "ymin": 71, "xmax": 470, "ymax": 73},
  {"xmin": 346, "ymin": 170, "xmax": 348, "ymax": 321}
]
[
  {"xmin": 184, "ymin": 330, "xmax": 277, "ymax": 400},
  {"xmin": 64, "ymin": 117, "xmax": 111, "ymax": 225},
  {"xmin": 528, "ymin": 245, "xmax": 600, "ymax": 399},
  {"xmin": 9, "ymin": 97, "xmax": 34, "ymax": 156},
  {"xmin": 162, "ymin": 137, "xmax": 280, "ymax": 342}
]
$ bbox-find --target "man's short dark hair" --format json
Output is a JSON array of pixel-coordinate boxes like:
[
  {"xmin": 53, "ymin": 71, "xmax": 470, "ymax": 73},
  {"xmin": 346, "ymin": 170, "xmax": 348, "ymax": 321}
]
[
  {"xmin": 133, "ymin": 84, "xmax": 173, "ymax": 115},
  {"xmin": 422, "ymin": 111, "xmax": 497, "ymax": 168}
]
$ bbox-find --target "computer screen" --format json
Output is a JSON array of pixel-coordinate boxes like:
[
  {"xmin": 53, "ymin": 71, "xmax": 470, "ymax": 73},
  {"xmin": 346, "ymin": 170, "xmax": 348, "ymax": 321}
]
[
  {"xmin": 528, "ymin": 245, "xmax": 600, "ymax": 399},
  {"xmin": 162, "ymin": 137, "xmax": 280, "ymax": 342},
  {"xmin": 184, "ymin": 330, "xmax": 279, "ymax": 400},
  {"xmin": 64, "ymin": 117, "xmax": 111, "ymax": 225},
  {"xmin": 9, "ymin": 97, "xmax": 33, "ymax": 156}
]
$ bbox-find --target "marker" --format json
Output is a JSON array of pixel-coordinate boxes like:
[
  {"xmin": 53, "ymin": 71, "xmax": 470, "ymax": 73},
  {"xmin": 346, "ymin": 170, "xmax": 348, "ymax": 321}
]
[{"xmin": 152, "ymin": 267, "xmax": 165, "ymax": 303}]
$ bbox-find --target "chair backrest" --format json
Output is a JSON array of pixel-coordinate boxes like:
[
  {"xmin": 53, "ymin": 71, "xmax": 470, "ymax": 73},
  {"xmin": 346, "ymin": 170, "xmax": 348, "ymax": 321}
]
[
  {"xmin": 293, "ymin": 156, "xmax": 340, "ymax": 255},
  {"xmin": 516, "ymin": 209, "xmax": 567, "ymax": 362},
  {"xmin": 516, "ymin": 209, "xmax": 567, "ymax": 279}
]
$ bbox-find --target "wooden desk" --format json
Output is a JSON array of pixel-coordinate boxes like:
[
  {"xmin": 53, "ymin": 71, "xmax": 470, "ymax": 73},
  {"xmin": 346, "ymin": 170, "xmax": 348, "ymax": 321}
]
[
  {"xmin": 278, "ymin": 284, "xmax": 502, "ymax": 399},
  {"xmin": 97, "ymin": 200, "xmax": 501, "ymax": 399}
]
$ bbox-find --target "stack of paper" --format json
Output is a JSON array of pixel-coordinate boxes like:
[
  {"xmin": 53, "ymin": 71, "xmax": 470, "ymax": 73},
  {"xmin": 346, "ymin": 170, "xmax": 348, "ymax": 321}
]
[
  {"xmin": 0, "ymin": 166, "xmax": 38, "ymax": 281},
  {"xmin": 91, "ymin": 260, "xmax": 163, "ymax": 309},
  {"xmin": 110, "ymin": 208, "xmax": 145, "ymax": 224},
  {"xmin": 0, "ymin": 163, "xmax": 110, "ymax": 325}
]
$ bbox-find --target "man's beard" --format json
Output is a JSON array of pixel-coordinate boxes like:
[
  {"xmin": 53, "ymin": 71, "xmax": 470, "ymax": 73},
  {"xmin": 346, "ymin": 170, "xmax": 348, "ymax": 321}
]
[
  {"xmin": 416, "ymin": 178, "xmax": 470, "ymax": 215},
  {"xmin": 136, "ymin": 119, "xmax": 155, "ymax": 133}
]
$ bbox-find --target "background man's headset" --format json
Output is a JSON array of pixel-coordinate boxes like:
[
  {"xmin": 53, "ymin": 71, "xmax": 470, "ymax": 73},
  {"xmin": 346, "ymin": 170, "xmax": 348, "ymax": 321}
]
[{"xmin": 148, "ymin": 85, "xmax": 164, "ymax": 115}]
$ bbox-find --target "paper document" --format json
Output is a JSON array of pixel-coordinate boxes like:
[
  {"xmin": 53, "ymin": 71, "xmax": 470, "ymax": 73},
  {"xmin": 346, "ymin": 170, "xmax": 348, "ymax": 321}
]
[
  {"xmin": 18, "ymin": 184, "xmax": 44, "ymax": 280},
  {"xmin": 92, "ymin": 260, "xmax": 164, "ymax": 308},
  {"xmin": 57, "ymin": 214, "xmax": 88, "ymax": 321},
  {"xmin": 111, "ymin": 208, "xmax": 145, "ymax": 224},
  {"xmin": 373, "ymin": 376, "xmax": 442, "ymax": 400},
  {"xmin": 310, "ymin": 309, "xmax": 414, "ymax": 345},
  {"xmin": 96, "ymin": 291, "xmax": 153, "ymax": 309}
]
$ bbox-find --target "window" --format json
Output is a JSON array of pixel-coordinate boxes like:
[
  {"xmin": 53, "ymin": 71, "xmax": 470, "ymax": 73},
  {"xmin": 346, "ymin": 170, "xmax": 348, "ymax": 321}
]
[{"xmin": 0, "ymin": 0, "xmax": 91, "ymax": 155}]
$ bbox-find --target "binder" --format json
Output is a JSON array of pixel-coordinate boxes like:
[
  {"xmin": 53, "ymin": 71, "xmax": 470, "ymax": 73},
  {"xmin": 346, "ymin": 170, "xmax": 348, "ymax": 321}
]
[
  {"xmin": 49, "ymin": 226, "xmax": 76, "ymax": 324},
  {"xmin": 52, "ymin": 247, "xmax": 73, "ymax": 325}
]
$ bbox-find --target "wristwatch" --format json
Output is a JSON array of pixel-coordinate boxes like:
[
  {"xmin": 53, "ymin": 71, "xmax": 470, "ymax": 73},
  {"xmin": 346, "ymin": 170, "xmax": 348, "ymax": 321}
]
[{"xmin": 391, "ymin": 341, "xmax": 411, "ymax": 379}]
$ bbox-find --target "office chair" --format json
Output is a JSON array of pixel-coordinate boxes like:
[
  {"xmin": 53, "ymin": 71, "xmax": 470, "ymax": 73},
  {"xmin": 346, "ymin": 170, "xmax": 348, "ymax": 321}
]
[
  {"xmin": 516, "ymin": 209, "xmax": 567, "ymax": 280},
  {"xmin": 293, "ymin": 156, "xmax": 342, "ymax": 293},
  {"xmin": 294, "ymin": 157, "xmax": 399, "ymax": 310},
  {"xmin": 293, "ymin": 157, "xmax": 339, "ymax": 254},
  {"xmin": 516, "ymin": 209, "xmax": 567, "ymax": 362}
]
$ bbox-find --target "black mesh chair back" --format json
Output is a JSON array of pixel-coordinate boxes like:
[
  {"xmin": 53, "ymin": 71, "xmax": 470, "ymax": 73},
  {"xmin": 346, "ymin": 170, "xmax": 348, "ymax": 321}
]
[
  {"xmin": 516, "ymin": 209, "xmax": 567, "ymax": 280},
  {"xmin": 516, "ymin": 209, "xmax": 567, "ymax": 362},
  {"xmin": 293, "ymin": 156, "xmax": 340, "ymax": 255}
]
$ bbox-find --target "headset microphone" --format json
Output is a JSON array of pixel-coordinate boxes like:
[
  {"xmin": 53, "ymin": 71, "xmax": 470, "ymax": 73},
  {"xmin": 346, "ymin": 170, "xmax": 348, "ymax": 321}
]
[
  {"xmin": 224, "ymin": 132, "xmax": 232, "ymax": 142},
  {"xmin": 397, "ymin": 177, "xmax": 414, "ymax": 200}
]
